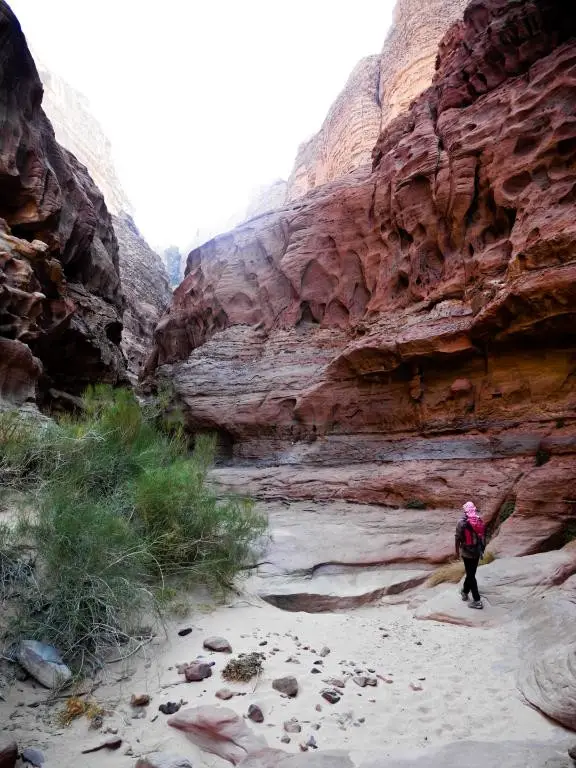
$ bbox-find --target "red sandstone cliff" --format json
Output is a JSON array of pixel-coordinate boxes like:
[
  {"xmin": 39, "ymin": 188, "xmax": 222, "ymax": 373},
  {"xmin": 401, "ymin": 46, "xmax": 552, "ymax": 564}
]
[
  {"xmin": 148, "ymin": 0, "xmax": 576, "ymax": 559},
  {"xmin": 0, "ymin": 1, "xmax": 127, "ymax": 407}
]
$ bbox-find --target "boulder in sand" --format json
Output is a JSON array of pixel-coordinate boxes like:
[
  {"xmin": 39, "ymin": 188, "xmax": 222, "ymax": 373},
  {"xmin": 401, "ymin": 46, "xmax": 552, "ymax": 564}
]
[
  {"xmin": 272, "ymin": 676, "xmax": 299, "ymax": 697},
  {"xmin": 168, "ymin": 706, "xmax": 266, "ymax": 765},
  {"xmin": 184, "ymin": 662, "xmax": 213, "ymax": 682},
  {"xmin": 17, "ymin": 641, "xmax": 72, "ymax": 689},
  {"xmin": 203, "ymin": 636, "xmax": 232, "ymax": 653}
]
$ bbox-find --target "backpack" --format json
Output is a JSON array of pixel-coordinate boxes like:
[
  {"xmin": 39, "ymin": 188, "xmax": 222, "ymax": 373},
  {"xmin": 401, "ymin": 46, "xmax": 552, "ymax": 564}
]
[{"xmin": 462, "ymin": 520, "xmax": 485, "ymax": 557}]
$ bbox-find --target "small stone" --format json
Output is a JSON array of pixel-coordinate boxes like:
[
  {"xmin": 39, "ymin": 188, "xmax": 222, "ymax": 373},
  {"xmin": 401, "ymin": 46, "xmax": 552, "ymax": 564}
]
[
  {"xmin": 259, "ymin": 641, "xmax": 268, "ymax": 646},
  {"xmin": 248, "ymin": 705, "xmax": 264, "ymax": 723},
  {"xmin": 21, "ymin": 748, "xmax": 45, "ymax": 766},
  {"xmin": 0, "ymin": 741, "xmax": 18, "ymax": 768},
  {"xmin": 319, "ymin": 646, "xmax": 330, "ymax": 657},
  {"xmin": 159, "ymin": 702, "xmax": 181, "ymax": 715},
  {"xmin": 135, "ymin": 753, "xmax": 193, "ymax": 768},
  {"xmin": 299, "ymin": 744, "xmax": 309, "ymax": 752},
  {"xmin": 410, "ymin": 683, "xmax": 423, "ymax": 691},
  {"xmin": 306, "ymin": 734, "xmax": 318, "ymax": 749},
  {"xmin": 313, "ymin": 660, "xmax": 323, "ymax": 666},
  {"xmin": 285, "ymin": 656, "xmax": 300, "ymax": 664},
  {"xmin": 131, "ymin": 693, "xmax": 151, "ymax": 707},
  {"xmin": 215, "ymin": 688, "xmax": 235, "ymax": 700},
  {"xmin": 353, "ymin": 676, "xmax": 368, "ymax": 688},
  {"xmin": 315, "ymin": 704, "xmax": 322, "ymax": 712},
  {"xmin": 324, "ymin": 678, "xmax": 346, "ymax": 688},
  {"xmin": 272, "ymin": 676, "xmax": 298, "ymax": 697},
  {"xmin": 358, "ymin": 717, "xmax": 366, "ymax": 723},
  {"xmin": 280, "ymin": 735, "xmax": 291, "ymax": 744},
  {"xmin": 284, "ymin": 719, "xmax": 301, "ymax": 734},
  {"xmin": 184, "ymin": 663, "xmax": 212, "ymax": 682},
  {"xmin": 177, "ymin": 628, "xmax": 193, "ymax": 637},
  {"xmin": 311, "ymin": 668, "xmax": 321, "ymax": 674},
  {"xmin": 321, "ymin": 689, "xmax": 341, "ymax": 704},
  {"xmin": 366, "ymin": 677, "xmax": 377, "ymax": 687},
  {"xmin": 311, "ymin": 723, "xmax": 321, "ymax": 731},
  {"xmin": 203, "ymin": 636, "xmax": 232, "ymax": 653}
]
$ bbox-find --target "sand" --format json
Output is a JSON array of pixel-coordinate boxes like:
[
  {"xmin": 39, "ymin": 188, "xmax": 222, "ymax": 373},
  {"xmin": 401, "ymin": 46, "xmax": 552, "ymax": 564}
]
[{"xmin": 0, "ymin": 587, "xmax": 565, "ymax": 766}]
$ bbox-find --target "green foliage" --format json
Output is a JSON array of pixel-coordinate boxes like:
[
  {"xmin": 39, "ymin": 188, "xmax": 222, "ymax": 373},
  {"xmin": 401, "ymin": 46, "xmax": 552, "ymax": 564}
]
[
  {"xmin": 0, "ymin": 386, "xmax": 265, "ymax": 669},
  {"xmin": 499, "ymin": 499, "xmax": 516, "ymax": 524},
  {"xmin": 406, "ymin": 498, "xmax": 427, "ymax": 510}
]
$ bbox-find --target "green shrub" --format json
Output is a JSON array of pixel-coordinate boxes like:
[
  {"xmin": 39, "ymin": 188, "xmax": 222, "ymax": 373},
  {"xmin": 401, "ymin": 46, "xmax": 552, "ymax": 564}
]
[
  {"xmin": 499, "ymin": 499, "xmax": 515, "ymax": 524},
  {"xmin": 0, "ymin": 386, "xmax": 266, "ymax": 669},
  {"xmin": 406, "ymin": 498, "xmax": 427, "ymax": 510}
]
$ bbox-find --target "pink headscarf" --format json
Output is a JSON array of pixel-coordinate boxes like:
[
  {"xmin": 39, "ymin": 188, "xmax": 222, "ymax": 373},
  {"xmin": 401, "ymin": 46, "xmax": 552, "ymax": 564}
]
[{"xmin": 463, "ymin": 501, "xmax": 484, "ymax": 535}]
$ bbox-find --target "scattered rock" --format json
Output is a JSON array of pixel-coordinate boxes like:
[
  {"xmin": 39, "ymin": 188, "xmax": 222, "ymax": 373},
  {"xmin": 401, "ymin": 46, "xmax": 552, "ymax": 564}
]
[
  {"xmin": 259, "ymin": 641, "xmax": 268, "ymax": 646},
  {"xmin": 159, "ymin": 702, "xmax": 181, "ymax": 715},
  {"xmin": 0, "ymin": 741, "xmax": 18, "ymax": 768},
  {"xmin": 280, "ymin": 735, "xmax": 291, "ymax": 744},
  {"xmin": 321, "ymin": 689, "xmax": 341, "ymax": 704},
  {"xmin": 284, "ymin": 719, "xmax": 301, "ymax": 734},
  {"xmin": 285, "ymin": 656, "xmax": 300, "ymax": 664},
  {"xmin": 17, "ymin": 641, "xmax": 72, "ymax": 690},
  {"xmin": 81, "ymin": 738, "xmax": 122, "ymax": 754},
  {"xmin": 313, "ymin": 660, "xmax": 323, "ymax": 666},
  {"xmin": 216, "ymin": 688, "xmax": 235, "ymax": 701},
  {"xmin": 311, "ymin": 668, "xmax": 322, "ymax": 674},
  {"xmin": 131, "ymin": 693, "xmax": 151, "ymax": 707},
  {"xmin": 307, "ymin": 735, "xmax": 318, "ymax": 749},
  {"xmin": 184, "ymin": 663, "xmax": 213, "ymax": 682},
  {"xmin": 410, "ymin": 683, "xmax": 423, "ymax": 691},
  {"xmin": 319, "ymin": 647, "xmax": 330, "ymax": 657},
  {"xmin": 353, "ymin": 676, "xmax": 368, "ymax": 688},
  {"xmin": 203, "ymin": 636, "xmax": 232, "ymax": 653},
  {"xmin": 177, "ymin": 628, "xmax": 193, "ymax": 637},
  {"xmin": 299, "ymin": 743, "xmax": 309, "ymax": 752},
  {"xmin": 272, "ymin": 676, "xmax": 298, "ymax": 697},
  {"xmin": 315, "ymin": 704, "xmax": 322, "ymax": 712},
  {"xmin": 247, "ymin": 705, "xmax": 264, "ymax": 724},
  {"xmin": 135, "ymin": 753, "xmax": 193, "ymax": 768},
  {"xmin": 324, "ymin": 678, "xmax": 346, "ymax": 688}
]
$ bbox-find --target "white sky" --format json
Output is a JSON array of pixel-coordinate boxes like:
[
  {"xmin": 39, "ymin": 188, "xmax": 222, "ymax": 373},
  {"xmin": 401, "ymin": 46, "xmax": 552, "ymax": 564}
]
[{"xmin": 9, "ymin": 0, "xmax": 394, "ymax": 249}]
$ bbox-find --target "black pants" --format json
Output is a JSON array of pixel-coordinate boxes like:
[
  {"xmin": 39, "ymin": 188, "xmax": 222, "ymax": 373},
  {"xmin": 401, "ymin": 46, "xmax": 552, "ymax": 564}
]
[{"xmin": 462, "ymin": 556, "xmax": 480, "ymax": 601}]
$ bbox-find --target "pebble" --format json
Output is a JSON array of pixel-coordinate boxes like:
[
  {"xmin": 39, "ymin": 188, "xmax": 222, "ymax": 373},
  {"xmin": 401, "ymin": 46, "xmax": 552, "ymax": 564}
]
[
  {"xmin": 131, "ymin": 694, "xmax": 151, "ymax": 707},
  {"xmin": 177, "ymin": 628, "xmax": 193, "ymax": 637},
  {"xmin": 321, "ymin": 689, "xmax": 341, "ymax": 704},
  {"xmin": 324, "ymin": 678, "xmax": 346, "ymax": 688},
  {"xmin": 273, "ymin": 676, "xmax": 299, "ymax": 697},
  {"xmin": 215, "ymin": 688, "xmax": 235, "ymax": 700},
  {"xmin": 280, "ymin": 735, "xmax": 291, "ymax": 744},
  {"xmin": 311, "ymin": 668, "xmax": 321, "ymax": 674},
  {"xmin": 247, "ymin": 705, "xmax": 264, "ymax": 723},
  {"xmin": 184, "ymin": 663, "xmax": 212, "ymax": 682},
  {"xmin": 319, "ymin": 646, "xmax": 330, "ymax": 657},
  {"xmin": 159, "ymin": 702, "xmax": 181, "ymax": 715},
  {"xmin": 284, "ymin": 719, "xmax": 302, "ymax": 733}
]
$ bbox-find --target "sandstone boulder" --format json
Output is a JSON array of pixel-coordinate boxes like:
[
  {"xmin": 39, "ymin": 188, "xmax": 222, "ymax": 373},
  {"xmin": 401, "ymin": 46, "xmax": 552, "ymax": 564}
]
[{"xmin": 167, "ymin": 706, "xmax": 266, "ymax": 766}]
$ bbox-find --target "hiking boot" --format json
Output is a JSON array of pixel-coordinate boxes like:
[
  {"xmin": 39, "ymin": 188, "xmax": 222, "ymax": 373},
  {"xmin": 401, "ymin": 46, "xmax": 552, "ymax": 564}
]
[
  {"xmin": 460, "ymin": 589, "xmax": 469, "ymax": 601},
  {"xmin": 468, "ymin": 599, "xmax": 483, "ymax": 610}
]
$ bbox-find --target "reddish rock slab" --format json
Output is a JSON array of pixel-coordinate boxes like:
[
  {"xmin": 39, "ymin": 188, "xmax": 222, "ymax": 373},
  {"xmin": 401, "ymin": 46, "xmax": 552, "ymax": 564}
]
[{"xmin": 167, "ymin": 706, "xmax": 266, "ymax": 765}]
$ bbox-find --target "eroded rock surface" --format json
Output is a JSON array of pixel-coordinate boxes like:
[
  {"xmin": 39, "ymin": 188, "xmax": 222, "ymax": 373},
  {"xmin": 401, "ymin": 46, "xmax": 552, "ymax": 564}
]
[
  {"xmin": 0, "ymin": 2, "xmax": 127, "ymax": 405},
  {"xmin": 148, "ymin": 0, "xmax": 576, "ymax": 563}
]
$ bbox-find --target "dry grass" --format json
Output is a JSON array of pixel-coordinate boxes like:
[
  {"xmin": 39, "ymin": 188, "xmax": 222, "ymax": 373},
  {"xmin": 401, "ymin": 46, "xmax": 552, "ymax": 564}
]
[{"xmin": 426, "ymin": 551, "xmax": 495, "ymax": 587}]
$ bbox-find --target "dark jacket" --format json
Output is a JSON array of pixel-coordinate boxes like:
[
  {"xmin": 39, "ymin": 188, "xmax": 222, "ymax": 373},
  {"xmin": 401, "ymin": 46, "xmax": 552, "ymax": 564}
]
[{"xmin": 455, "ymin": 515, "xmax": 485, "ymax": 559}]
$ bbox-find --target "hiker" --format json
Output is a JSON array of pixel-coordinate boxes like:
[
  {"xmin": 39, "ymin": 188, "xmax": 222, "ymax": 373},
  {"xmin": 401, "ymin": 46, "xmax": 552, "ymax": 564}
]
[{"xmin": 455, "ymin": 500, "xmax": 486, "ymax": 609}]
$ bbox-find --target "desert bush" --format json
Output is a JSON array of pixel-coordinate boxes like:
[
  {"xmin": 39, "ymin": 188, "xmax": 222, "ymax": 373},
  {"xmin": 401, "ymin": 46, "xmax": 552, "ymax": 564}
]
[
  {"xmin": 426, "ymin": 551, "xmax": 495, "ymax": 587},
  {"xmin": 0, "ymin": 385, "xmax": 266, "ymax": 669}
]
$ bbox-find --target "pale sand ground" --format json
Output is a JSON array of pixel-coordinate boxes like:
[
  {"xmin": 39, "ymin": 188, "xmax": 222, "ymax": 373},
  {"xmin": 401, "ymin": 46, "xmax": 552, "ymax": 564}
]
[{"xmin": 0, "ymin": 589, "xmax": 566, "ymax": 766}]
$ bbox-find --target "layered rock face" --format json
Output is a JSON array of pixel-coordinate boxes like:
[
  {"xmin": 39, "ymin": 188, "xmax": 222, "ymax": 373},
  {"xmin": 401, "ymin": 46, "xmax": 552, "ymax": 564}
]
[
  {"xmin": 0, "ymin": 1, "xmax": 127, "ymax": 406},
  {"xmin": 285, "ymin": 0, "xmax": 469, "ymax": 201},
  {"xmin": 149, "ymin": 0, "xmax": 576, "ymax": 564},
  {"xmin": 37, "ymin": 60, "xmax": 171, "ymax": 381}
]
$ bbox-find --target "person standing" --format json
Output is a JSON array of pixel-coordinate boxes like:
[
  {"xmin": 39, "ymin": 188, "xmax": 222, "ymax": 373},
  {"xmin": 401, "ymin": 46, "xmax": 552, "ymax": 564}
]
[{"xmin": 455, "ymin": 501, "xmax": 486, "ymax": 609}]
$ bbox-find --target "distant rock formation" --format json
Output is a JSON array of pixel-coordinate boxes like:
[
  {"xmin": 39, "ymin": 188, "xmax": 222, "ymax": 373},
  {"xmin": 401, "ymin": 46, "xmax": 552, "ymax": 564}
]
[
  {"xmin": 147, "ymin": 0, "xmax": 576, "ymax": 559},
  {"xmin": 0, "ymin": 1, "xmax": 126, "ymax": 406},
  {"xmin": 161, "ymin": 245, "xmax": 184, "ymax": 289},
  {"xmin": 38, "ymin": 59, "xmax": 171, "ymax": 379},
  {"xmin": 285, "ymin": 0, "xmax": 469, "ymax": 201}
]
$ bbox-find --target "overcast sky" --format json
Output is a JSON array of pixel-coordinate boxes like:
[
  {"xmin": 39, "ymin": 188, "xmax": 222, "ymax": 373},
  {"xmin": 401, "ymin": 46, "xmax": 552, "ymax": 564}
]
[{"xmin": 9, "ymin": 1, "xmax": 394, "ymax": 249}]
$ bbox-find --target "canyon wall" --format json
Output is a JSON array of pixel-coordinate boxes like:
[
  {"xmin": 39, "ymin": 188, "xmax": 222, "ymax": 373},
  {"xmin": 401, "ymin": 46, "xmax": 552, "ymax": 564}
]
[
  {"xmin": 0, "ymin": 1, "xmax": 128, "ymax": 407},
  {"xmin": 148, "ymin": 0, "xmax": 576, "ymax": 561},
  {"xmin": 285, "ymin": 0, "xmax": 469, "ymax": 201},
  {"xmin": 38, "ymin": 60, "xmax": 171, "ymax": 380}
]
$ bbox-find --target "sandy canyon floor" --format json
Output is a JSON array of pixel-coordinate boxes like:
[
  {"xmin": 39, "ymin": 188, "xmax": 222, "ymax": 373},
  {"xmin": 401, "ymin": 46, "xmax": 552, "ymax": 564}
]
[{"xmin": 0, "ymin": 588, "xmax": 568, "ymax": 767}]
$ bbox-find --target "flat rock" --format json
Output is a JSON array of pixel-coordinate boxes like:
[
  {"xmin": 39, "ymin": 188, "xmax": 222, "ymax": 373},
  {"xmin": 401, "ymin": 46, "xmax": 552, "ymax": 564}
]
[
  {"xmin": 135, "ymin": 754, "xmax": 193, "ymax": 768},
  {"xmin": 17, "ymin": 641, "xmax": 72, "ymax": 690},
  {"xmin": 248, "ymin": 705, "xmax": 264, "ymax": 723},
  {"xmin": 185, "ymin": 662, "xmax": 213, "ymax": 682},
  {"xmin": 203, "ymin": 636, "xmax": 232, "ymax": 653},
  {"xmin": 21, "ymin": 747, "xmax": 45, "ymax": 766},
  {"xmin": 168, "ymin": 706, "xmax": 266, "ymax": 766}
]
